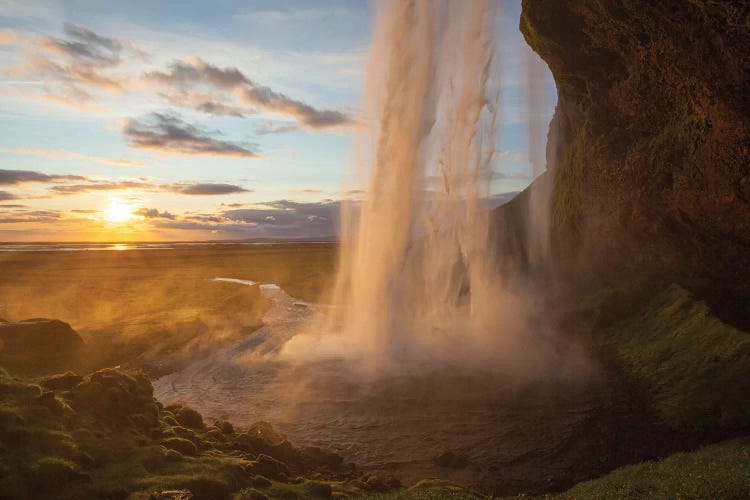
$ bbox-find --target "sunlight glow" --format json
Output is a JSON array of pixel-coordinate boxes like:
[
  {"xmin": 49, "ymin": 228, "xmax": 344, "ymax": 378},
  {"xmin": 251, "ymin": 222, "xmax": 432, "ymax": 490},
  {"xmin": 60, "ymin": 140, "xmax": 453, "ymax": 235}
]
[{"xmin": 106, "ymin": 200, "xmax": 134, "ymax": 224}]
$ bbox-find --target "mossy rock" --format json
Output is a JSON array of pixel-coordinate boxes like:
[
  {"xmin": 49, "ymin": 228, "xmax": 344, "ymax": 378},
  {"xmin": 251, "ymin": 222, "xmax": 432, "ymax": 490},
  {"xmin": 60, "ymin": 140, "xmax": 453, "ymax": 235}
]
[
  {"xmin": 0, "ymin": 319, "xmax": 83, "ymax": 376},
  {"xmin": 161, "ymin": 437, "xmax": 198, "ymax": 456},
  {"xmin": 234, "ymin": 488, "xmax": 269, "ymax": 500},
  {"xmin": 42, "ymin": 372, "xmax": 83, "ymax": 391},
  {"xmin": 162, "ymin": 415, "xmax": 180, "ymax": 427},
  {"xmin": 173, "ymin": 406, "xmax": 204, "ymax": 430},
  {"xmin": 251, "ymin": 475, "xmax": 272, "ymax": 488},
  {"xmin": 247, "ymin": 454, "xmax": 289, "ymax": 480},
  {"xmin": 70, "ymin": 369, "xmax": 159, "ymax": 431},
  {"xmin": 214, "ymin": 419, "xmax": 235, "ymax": 435},
  {"xmin": 32, "ymin": 457, "xmax": 90, "ymax": 490},
  {"xmin": 434, "ymin": 451, "xmax": 469, "ymax": 469},
  {"xmin": 264, "ymin": 480, "xmax": 333, "ymax": 499},
  {"xmin": 247, "ymin": 421, "xmax": 285, "ymax": 445},
  {"xmin": 298, "ymin": 446, "xmax": 344, "ymax": 470},
  {"xmin": 604, "ymin": 284, "xmax": 750, "ymax": 430},
  {"xmin": 0, "ymin": 367, "xmax": 374, "ymax": 499}
]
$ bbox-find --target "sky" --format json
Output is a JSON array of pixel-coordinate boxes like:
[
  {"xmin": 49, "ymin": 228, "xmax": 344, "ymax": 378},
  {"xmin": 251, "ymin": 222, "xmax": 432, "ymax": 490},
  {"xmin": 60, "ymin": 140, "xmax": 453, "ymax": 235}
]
[{"xmin": 0, "ymin": 0, "xmax": 556, "ymax": 242}]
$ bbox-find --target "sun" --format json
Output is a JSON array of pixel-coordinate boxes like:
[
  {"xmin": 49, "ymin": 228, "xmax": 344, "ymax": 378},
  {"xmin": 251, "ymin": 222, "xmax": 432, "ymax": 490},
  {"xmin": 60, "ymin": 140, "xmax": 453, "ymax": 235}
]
[{"xmin": 106, "ymin": 200, "xmax": 134, "ymax": 223}]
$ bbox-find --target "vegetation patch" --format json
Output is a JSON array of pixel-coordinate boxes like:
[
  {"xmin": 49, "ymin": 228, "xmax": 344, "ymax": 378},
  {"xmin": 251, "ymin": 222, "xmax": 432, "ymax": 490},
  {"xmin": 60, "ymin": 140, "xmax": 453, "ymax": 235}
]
[
  {"xmin": 0, "ymin": 368, "xmax": 393, "ymax": 499},
  {"xmin": 550, "ymin": 437, "xmax": 750, "ymax": 499},
  {"xmin": 600, "ymin": 284, "xmax": 750, "ymax": 431},
  {"xmin": 553, "ymin": 123, "xmax": 592, "ymax": 230}
]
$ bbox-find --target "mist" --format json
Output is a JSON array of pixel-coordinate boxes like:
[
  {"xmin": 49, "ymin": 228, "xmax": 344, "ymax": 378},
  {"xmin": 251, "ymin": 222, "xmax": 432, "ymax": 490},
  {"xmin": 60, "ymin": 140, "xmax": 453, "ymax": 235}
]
[{"xmin": 279, "ymin": 0, "xmax": 587, "ymax": 382}]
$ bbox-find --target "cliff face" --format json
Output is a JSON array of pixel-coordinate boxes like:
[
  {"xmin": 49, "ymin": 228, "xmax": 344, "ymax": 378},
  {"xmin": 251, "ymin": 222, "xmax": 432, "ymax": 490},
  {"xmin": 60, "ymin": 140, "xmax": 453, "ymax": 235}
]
[{"xmin": 516, "ymin": 0, "xmax": 750, "ymax": 290}]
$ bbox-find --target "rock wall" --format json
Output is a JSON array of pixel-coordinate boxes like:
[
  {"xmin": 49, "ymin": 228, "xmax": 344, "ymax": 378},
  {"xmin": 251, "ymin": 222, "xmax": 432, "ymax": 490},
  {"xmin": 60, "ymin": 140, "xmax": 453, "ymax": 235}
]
[{"xmin": 510, "ymin": 0, "xmax": 750, "ymax": 292}]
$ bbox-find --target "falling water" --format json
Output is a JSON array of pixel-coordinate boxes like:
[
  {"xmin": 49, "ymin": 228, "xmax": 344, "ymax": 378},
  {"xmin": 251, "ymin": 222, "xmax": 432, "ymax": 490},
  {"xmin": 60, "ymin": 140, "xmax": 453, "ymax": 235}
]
[
  {"xmin": 282, "ymin": 0, "xmax": 574, "ymax": 378},
  {"xmin": 524, "ymin": 43, "xmax": 554, "ymax": 270}
]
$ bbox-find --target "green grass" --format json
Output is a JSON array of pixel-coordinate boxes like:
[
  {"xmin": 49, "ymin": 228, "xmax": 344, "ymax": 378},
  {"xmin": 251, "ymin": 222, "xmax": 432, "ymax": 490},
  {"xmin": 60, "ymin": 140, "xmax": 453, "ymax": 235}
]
[
  {"xmin": 549, "ymin": 437, "xmax": 750, "ymax": 499},
  {"xmin": 601, "ymin": 284, "xmax": 750, "ymax": 431},
  {"xmin": 0, "ymin": 368, "xmax": 376, "ymax": 500},
  {"xmin": 362, "ymin": 479, "xmax": 479, "ymax": 499}
]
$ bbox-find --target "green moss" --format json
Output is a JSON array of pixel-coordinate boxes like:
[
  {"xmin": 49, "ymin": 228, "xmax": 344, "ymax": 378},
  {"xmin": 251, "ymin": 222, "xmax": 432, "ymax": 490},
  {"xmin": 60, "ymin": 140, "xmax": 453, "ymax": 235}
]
[
  {"xmin": 0, "ymin": 368, "xmax": 368, "ymax": 499},
  {"xmin": 161, "ymin": 437, "xmax": 198, "ymax": 456},
  {"xmin": 32, "ymin": 457, "xmax": 90, "ymax": 490},
  {"xmin": 364, "ymin": 479, "xmax": 479, "ymax": 499},
  {"xmin": 603, "ymin": 284, "xmax": 750, "ymax": 430},
  {"xmin": 263, "ymin": 479, "xmax": 334, "ymax": 499},
  {"xmin": 235, "ymin": 488, "xmax": 270, "ymax": 499},
  {"xmin": 172, "ymin": 406, "xmax": 204, "ymax": 430},
  {"xmin": 215, "ymin": 419, "xmax": 235, "ymax": 435},
  {"xmin": 552, "ymin": 437, "xmax": 750, "ymax": 499},
  {"xmin": 553, "ymin": 123, "xmax": 592, "ymax": 229}
]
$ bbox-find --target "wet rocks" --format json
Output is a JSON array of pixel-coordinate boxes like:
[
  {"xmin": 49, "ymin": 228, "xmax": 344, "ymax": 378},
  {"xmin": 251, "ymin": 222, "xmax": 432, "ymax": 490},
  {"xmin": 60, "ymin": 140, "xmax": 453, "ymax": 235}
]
[
  {"xmin": 246, "ymin": 454, "xmax": 290, "ymax": 480},
  {"xmin": 42, "ymin": 372, "xmax": 83, "ymax": 391},
  {"xmin": 435, "ymin": 450, "xmax": 470, "ymax": 469}
]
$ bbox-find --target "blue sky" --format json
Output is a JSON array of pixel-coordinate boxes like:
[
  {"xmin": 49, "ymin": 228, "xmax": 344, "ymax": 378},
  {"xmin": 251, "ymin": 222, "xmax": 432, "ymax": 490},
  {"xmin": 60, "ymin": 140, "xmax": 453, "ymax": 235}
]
[{"xmin": 0, "ymin": 0, "xmax": 555, "ymax": 241}]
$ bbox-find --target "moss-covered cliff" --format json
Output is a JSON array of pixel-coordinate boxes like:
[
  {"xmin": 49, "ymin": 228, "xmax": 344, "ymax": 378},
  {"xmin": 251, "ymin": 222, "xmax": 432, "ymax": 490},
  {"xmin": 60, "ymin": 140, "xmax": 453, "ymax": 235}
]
[{"xmin": 513, "ymin": 0, "xmax": 750, "ymax": 295}]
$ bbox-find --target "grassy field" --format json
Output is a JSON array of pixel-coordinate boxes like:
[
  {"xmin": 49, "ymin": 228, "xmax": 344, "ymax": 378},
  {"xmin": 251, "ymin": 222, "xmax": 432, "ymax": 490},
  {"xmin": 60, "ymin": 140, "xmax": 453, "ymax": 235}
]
[
  {"xmin": 545, "ymin": 437, "xmax": 750, "ymax": 499},
  {"xmin": 0, "ymin": 243, "xmax": 336, "ymax": 372},
  {"xmin": 576, "ymin": 282, "xmax": 750, "ymax": 433}
]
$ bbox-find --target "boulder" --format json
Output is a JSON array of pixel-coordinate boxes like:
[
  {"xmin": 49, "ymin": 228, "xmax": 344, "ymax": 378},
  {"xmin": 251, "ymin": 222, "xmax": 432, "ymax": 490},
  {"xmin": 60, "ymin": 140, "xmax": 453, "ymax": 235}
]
[
  {"xmin": 42, "ymin": 372, "xmax": 83, "ymax": 391},
  {"xmin": 69, "ymin": 369, "xmax": 160, "ymax": 431},
  {"xmin": 0, "ymin": 319, "xmax": 83, "ymax": 375},
  {"xmin": 434, "ymin": 450, "xmax": 469, "ymax": 469}
]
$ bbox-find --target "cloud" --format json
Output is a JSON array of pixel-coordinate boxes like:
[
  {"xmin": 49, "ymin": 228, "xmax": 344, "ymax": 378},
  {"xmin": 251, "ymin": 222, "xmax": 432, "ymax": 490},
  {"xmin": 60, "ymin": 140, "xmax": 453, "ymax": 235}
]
[
  {"xmin": 0, "ymin": 209, "xmax": 62, "ymax": 224},
  {"xmin": 0, "ymin": 168, "xmax": 88, "ymax": 185},
  {"xmin": 255, "ymin": 121, "xmax": 299, "ymax": 135},
  {"xmin": 177, "ymin": 183, "xmax": 249, "ymax": 195},
  {"xmin": 195, "ymin": 101, "xmax": 245, "ymax": 117},
  {"xmin": 144, "ymin": 57, "xmax": 249, "ymax": 89},
  {"xmin": 145, "ymin": 200, "xmax": 340, "ymax": 239},
  {"xmin": 42, "ymin": 24, "xmax": 125, "ymax": 67},
  {"xmin": 48, "ymin": 179, "xmax": 249, "ymax": 196},
  {"xmin": 49, "ymin": 180, "xmax": 149, "ymax": 194},
  {"xmin": 134, "ymin": 207, "xmax": 175, "ymax": 220},
  {"xmin": 10, "ymin": 23, "xmax": 146, "ymax": 106},
  {"xmin": 143, "ymin": 57, "xmax": 351, "ymax": 129},
  {"xmin": 0, "ymin": 191, "xmax": 18, "ymax": 201},
  {"xmin": 222, "ymin": 199, "xmax": 340, "ymax": 234},
  {"xmin": 0, "ymin": 29, "xmax": 18, "ymax": 45},
  {"xmin": 13, "ymin": 148, "xmax": 146, "ymax": 167},
  {"xmin": 136, "ymin": 198, "xmax": 341, "ymax": 238},
  {"xmin": 123, "ymin": 113, "xmax": 259, "ymax": 157},
  {"xmin": 238, "ymin": 85, "xmax": 349, "ymax": 128}
]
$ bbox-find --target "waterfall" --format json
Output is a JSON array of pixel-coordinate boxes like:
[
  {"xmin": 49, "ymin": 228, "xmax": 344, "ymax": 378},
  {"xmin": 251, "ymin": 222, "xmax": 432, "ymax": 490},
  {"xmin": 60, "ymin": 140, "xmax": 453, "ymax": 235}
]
[{"xmin": 281, "ymin": 0, "xmax": 577, "ymax": 379}]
